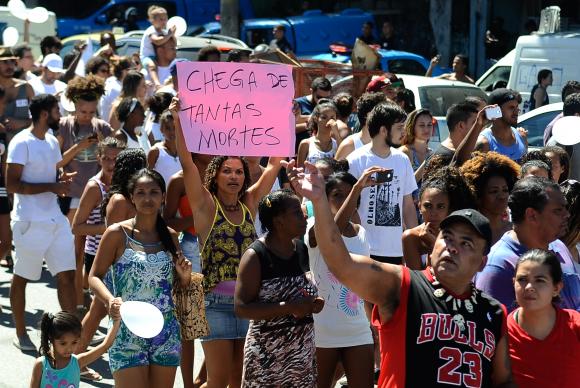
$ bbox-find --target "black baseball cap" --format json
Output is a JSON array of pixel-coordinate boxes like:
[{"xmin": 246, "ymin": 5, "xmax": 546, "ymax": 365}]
[
  {"xmin": 440, "ymin": 209, "xmax": 493, "ymax": 255},
  {"xmin": 488, "ymin": 88, "xmax": 521, "ymax": 107}
]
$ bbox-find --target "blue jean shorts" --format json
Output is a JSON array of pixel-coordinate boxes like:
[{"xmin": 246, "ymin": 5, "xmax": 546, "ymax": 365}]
[
  {"xmin": 179, "ymin": 231, "xmax": 201, "ymax": 274},
  {"xmin": 200, "ymin": 293, "xmax": 249, "ymax": 342}
]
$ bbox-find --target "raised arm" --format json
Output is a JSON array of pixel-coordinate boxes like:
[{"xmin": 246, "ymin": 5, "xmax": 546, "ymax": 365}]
[
  {"xmin": 170, "ymin": 97, "xmax": 214, "ymax": 217},
  {"xmin": 285, "ymin": 160, "xmax": 401, "ymax": 309},
  {"xmin": 57, "ymin": 135, "xmax": 98, "ymax": 169},
  {"xmin": 452, "ymin": 106, "xmax": 490, "ymax": 166},
  {"xmin": 244, "ymin": 156, "xmax": 284, "ymax": 212},
  {"xmin": 76, "ymin": 319, "xmax": 121, "ymax": 368}
]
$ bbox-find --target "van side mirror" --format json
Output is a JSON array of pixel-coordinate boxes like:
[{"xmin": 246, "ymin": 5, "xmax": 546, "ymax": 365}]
[{"xmin": 95, "ymin": 14, "xmax": 107, "ymax": 25}]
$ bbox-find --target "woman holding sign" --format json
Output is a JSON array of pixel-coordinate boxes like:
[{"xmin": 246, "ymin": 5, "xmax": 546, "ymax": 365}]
[
  {"xmin": 89, "ymin": 168, "xmax": 192, "ymax": 387},
  {"xmin": 171, "ymin": 97, "xmax": 284, "ymax": 388}
]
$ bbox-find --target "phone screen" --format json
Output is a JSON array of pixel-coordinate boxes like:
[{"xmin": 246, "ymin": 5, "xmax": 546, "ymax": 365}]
[{"xmin": 375, "ymin": 170, "xmax": 393, "ymax": 184}]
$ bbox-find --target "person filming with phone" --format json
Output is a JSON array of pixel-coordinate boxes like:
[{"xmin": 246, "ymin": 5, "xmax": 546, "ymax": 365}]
[{"xmin": 346, "ymin": 102, "xmax": 418, "ymax": 265}]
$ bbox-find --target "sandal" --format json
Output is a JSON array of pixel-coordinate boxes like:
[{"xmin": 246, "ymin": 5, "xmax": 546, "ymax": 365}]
[
  {"xmin": 80, "ymin": 367, "xmax": 102, "ymax": 381},
  {"xmin": 0, "ymin": 256, "xmax": 13, "ymax": 268}
]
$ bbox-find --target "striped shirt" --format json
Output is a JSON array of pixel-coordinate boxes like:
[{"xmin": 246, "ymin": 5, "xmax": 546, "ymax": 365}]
[{"xmin": 84, "ymin": 176, "xmax": 107, "ymax": 255}]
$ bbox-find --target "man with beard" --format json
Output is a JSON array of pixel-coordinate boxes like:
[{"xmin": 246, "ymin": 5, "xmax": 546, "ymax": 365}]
[
  {"xmin": 476, "ymin": 177, "xmax": 579, "ymax": 311},
  {"xmin": 475, "ymin": 89, "xmax": 527, "ymax": 163},
  {"xmin": 6, "ymin": 94, "xmax": 77, "ymax": 351},
  {"xmin": 347, "ymin": 102, "xmax": 418, "ymax": 264},
  {"xmin": 0, "ymin": 47, "xmax": 34, "ymax": 137},
  {"xmin": 283, "ymin": 160, "xmax": 515, "ymax": 387}
]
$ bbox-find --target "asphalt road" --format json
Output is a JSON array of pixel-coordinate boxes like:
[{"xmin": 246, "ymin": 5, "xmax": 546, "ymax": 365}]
[{"xmin": 0, "ymin": 264, "xmax": 204, "ymax": 388}]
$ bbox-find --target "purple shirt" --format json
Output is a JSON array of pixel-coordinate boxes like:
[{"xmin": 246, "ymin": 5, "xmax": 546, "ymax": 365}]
[{"xmin": 476, "ymin": 232, "xmax": 580, "ymax": 312}]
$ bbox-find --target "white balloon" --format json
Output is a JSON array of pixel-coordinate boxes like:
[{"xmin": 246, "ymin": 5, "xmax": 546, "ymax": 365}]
[
  {"xmin": 28, "ymin": 7, "xmax": 49, "ymax": 24},
  {"xmin": 3, "ymin": 27, "xmax": 20, "ymax": 46},
  {"xmin": 7, "ymin": 0, "xmax": 27, "ymax": 20},
  {"xmin": 120, "ymin": 301, "xmax": 164, "ymax": 339},
  {"xmin": 168, "ymin": 16, "xmax": 187, "ymax": 37}
]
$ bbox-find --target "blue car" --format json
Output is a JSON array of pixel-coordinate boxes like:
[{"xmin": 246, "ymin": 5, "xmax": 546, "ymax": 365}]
[{"xmin": 310, "ymin": 49, "xmax": 449, "ymax": 77}]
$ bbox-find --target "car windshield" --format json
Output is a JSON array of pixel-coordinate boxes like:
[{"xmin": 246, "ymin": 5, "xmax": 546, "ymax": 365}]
[
  {"xmin": 477, "ymin": 66, "xmax": 511, "ymax": 92},
  {"xmin": 418, "ymin": 86, "xmax": 486, "ymax": 116},
  {"xmin": 519, "ymin": 110, "xmax": 561, "ymax": 148}
]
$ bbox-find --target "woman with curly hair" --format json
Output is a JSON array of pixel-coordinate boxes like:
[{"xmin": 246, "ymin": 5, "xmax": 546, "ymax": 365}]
[
  {"xmin": 58, "ymin": 74, "xmax": 111, "ymax": 312},
  {"xmin": 171, "ymin": 97, "xmax": 284, "ymax": 388},
  {"xmin": 108, "ymin": 70, "xmax": 147, "ymax": 130},
  {"xmin": 460, "ymin": 151, "xmax": 520, "ymax": 244},
  {"xmin": 402, "ymin": 166, "xmax": 475, "ymax": 269}
]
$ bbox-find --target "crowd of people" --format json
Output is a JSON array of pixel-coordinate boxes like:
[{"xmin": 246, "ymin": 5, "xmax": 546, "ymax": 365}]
[{"xmin": 0, "ymin": 4, "xmax": 578, "ymax": 388}]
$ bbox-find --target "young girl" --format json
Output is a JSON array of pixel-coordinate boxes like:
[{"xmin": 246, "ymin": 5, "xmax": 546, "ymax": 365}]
[
  {"xmin": 297, "ymin": 102, "xmax": 342, "ymax": 169},
  {"xmin": 402, "ymin": 166, "xmax": 475, "ymax": 270},
  {"xmin": 29, "ymin": 311, "xmax": 120, "ymax": 388},
  {"xmin": 147, "ymin": 111, "xmax": 180, "ymax": 188},
  {"xmin": 305, "ymin": 171, "xmax": 377, "ymax": 388},
  {"xmin": 235, "ymin": 189, "xmax": 323, "ymax": 386},
  {"xmin": 508, "ymin": 249, "xmax": 580, "ymax": 388}
]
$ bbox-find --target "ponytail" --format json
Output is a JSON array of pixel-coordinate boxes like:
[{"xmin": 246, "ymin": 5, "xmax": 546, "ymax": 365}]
[
  {"xmin": 156, "ymin": 212, "xmax": 178, "ymax": 260},
  {"xmin": 39, "ymin": 312, "xmax": 54, "ymax": 360}
]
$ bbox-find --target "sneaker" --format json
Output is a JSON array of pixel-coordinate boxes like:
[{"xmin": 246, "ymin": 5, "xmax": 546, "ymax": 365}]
[
  {"xmin": 89, "ymin": 330, "xmax": 107, "ymax": 346},
  {"xmin": 337, "ymin": 374, "xmax": 348, "ymax": 386},
  {"xmin": 13, "ymin": 335, "xmax": 36, "ymax": 352}
]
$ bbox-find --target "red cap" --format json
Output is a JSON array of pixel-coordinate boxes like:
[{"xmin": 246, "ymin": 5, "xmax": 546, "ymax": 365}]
[{"xmin": 366, "ymin": 76, "xmax": 391, "ymax": 92}]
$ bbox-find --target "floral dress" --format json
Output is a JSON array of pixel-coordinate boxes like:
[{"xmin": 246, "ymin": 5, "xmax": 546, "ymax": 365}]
[{"xmin": 104, "ymin": 226, "xmax": 181, "ymax": 372}]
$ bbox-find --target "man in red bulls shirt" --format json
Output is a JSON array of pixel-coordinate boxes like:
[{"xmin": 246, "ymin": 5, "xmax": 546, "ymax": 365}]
[{"xmin": 285, "ymin": 159, "xmax": 515, "ymax": 388}]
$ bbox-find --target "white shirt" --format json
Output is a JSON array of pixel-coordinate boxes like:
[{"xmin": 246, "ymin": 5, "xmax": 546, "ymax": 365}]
[
  {"xmin": 7, "ymin": 129, "xmax": 63, "ymax": 221},
  {"xmin": 347, "ymin": 144, "xmax": 417, "ymax": 257},
  {"xmin": 305, "ymin": 218, "xmax": 373, "ymax": 348},
  {"xmin": 140, "ymin": 25, "xmax": 167, "ymax": 58},
  {"xmin": 28, "ymin": 77, "xmax": 66, "ymax": 97},
  {"xmin": 99, "ymin": 76, "xmax": 122, "ymax": 121}
]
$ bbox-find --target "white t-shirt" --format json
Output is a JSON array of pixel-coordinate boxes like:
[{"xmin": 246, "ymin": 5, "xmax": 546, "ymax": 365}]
[
  {"xmin": 347, "ymin": 144, "xmax": 417, "ymax": 257},
  {"xmin": 28, "ymin": 78, "xmax": 66, "ymax": 97},
  {"xmin": 140, "ymin": 25, "xmax": 167, "ymax": 58},
  {"xmin": 305, "ymin": 217, "xmax": 373, "ymax": 348},
  {"xmin": 7, "ymin": 129, "xmax": 63, "ymax": 221},
  {"xmin": 99, "ymin": 76, "xmax": 122, "ymax": 121}
]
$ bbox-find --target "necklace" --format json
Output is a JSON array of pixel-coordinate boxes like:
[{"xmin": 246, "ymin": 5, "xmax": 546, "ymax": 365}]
[
  {"xmin": 221, "ymin": 200, "xmax": 240, "ymax": 212},
  {"xmin": 429, "ymin": 268, "xmax": 478, "ymax": 332}
]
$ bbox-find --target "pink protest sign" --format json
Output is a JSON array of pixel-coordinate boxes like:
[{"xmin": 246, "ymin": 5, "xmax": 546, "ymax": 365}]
[{"xmin": 176, "ymin": 61, "xmax": 295, "ymax": 156}]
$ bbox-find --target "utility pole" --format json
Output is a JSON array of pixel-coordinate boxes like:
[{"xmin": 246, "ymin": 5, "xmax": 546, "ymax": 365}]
[{"xmin": 221, "ymin": 0, "xmax": 240, "ymax": 38}]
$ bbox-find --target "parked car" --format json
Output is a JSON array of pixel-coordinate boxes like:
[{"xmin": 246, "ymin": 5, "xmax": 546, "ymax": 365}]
[
  {"xmin": 475, "ymin": 49, "xmax": 514, "ymax": 93},
  {"xmin": 45, "ymin": 0, "xmax": 245, "ymax": 38},
  {"xmin": 332, "ymin": 74, "xmax": 488, "ymax": 149},
  {"xmin": 61, "ymin": 33, "xmax": 249, "ymax": 61},
  {"xmin": 517, "ymin": 102, "xmax": 563, "ymax": 149},
  {"xmin": 311, "ymin": 48, "xmax": 448, "ymax": 76},
  {"xmin": 193, "ymin": 8, "xmax": 375, "ymax": 57}
]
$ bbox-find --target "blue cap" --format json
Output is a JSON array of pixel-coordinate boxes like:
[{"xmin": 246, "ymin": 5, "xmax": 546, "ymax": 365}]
[{"xmin": 170, "ymin": 58, "xmax": 188, "ymax": 77}]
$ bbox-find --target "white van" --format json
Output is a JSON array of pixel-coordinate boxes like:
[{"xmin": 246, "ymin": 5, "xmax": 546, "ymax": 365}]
[
  {"xmin": 476, "ymin": 32, "xmax": 580, "ymax": 107},
  {"xmin": 0, "ymin": 6, "xmax": 57, "ymax": 58}
]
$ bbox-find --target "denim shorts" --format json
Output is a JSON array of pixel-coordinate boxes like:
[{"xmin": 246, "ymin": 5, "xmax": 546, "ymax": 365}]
[
  {"xmin": 179, "ymin": 231, "xmax": 201, "ymax": 273},
  {"xmin": 200, "ymin": 293, "xmax": 249, "ymax": 342}
]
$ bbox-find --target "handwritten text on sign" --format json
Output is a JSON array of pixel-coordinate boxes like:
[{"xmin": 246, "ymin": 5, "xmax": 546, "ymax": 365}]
[{"xmin": 176, "ymin": 61, "xmax": 295, "ymax": 156}]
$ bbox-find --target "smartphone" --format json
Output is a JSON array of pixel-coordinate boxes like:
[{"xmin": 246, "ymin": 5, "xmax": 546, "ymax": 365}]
[
  {"xmin": 485, "ymin": 106, "xmax": 502, "ymax": 120},
  {"xmin": 375, "ymin": 170, "xmax": 394, "ymax": 184}
]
